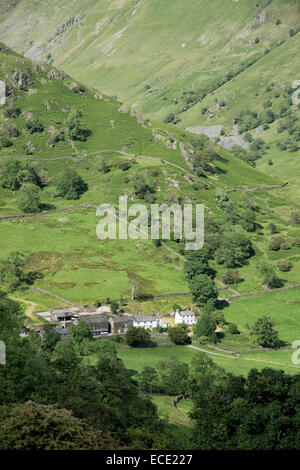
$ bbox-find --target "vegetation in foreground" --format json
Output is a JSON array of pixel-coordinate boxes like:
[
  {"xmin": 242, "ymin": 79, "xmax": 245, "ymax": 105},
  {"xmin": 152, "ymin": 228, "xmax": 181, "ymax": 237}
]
[
  {"xmin": 0, "ymin": 18, "xmax": 299, "ymax": 451},
  {"xmin": 0, "ymin": 295, "xmax": 299, "ymax": 450}
]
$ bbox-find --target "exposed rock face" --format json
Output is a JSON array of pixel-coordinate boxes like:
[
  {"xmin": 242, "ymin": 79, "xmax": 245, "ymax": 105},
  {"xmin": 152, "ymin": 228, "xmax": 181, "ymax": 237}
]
[
  {"xmin": 179, "ymin": 141, "xmax": 194, "ymax": 169},
  {"xmin": 33, "ymin": 64, "xmax": 47, "ymax": 74},
  {"xmin": 69, "ymin": 82, "xmax": 85, "ymax": 93},
  {"xmin": 165, "ymin": 138, "xmax": 177, "ymax": 150},
  {"xmin": 50, "ymin": 15, "xmax": 83, "ymax": 40},
  {"xmin": 25, "ymin": 141, "xmax": 35, "ymax": 154},
  {"xmin": 136, "ymin": 113, "xmax": 147, "ymax": 127},
  {"xmin": 0, "ymin": 80, "xmax": 5, "ymax": 104},
  {"xmin": 25, "ymin": 46, "xmax": 42, "ymax": 61},
  {"xmin": 94, "ymin": 92, "xmax": 106, "ymax": 100},
  {"xmin": 186, "ymin": 125, "xmax": 223, "ymax": 139},
  {"xmin": 118, "ymin": 103, "xmax": 128, "ymax": 112},
  {"xmin": 185, "ymin": 125, "xmax": 250, "ymax": 151},
  {"xmin": 5, "ymin": 82, "xmax": 13, "ymax": 96},
  {"xmin": 250, "ymin": 12, "xmax": 268, "ymax": 30},
  {"xmin": 218, "ymin": 135, "xmax": 250, "ymax": 151},
  {"xmin": 10, "ymin": 69, "xmax": 32, "ymax": 89},
  {"xmin": 152, "ymin": 130, "xmax": 165, "ymax": 142},
  {"xmin": 48, "ymin": 70, "xmax": 64, "ymax": 80}
]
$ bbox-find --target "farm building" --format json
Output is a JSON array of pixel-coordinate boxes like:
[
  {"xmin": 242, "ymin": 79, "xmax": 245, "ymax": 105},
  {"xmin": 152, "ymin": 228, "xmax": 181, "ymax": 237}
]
[
  {"xmin": 81, "ymin": 316, "xmax": 109, "ymax": 336},
  {"xmin": 133, "ymin": 315, "xmax": 167, "ymax": 330},
  {"xmin": 54, "ymin": 328, "xmax": 70, "ymax": 339},
  {"xmin": 52, "ymin": 308, "xmax": 79, "ymax": 322},
  {"xmin": 174, "ymin": 310, "xmax": 197, "ymax": 325},
  {"xmin": 109, "ymin": 316, "xmax": 133, "ymax": 335}
]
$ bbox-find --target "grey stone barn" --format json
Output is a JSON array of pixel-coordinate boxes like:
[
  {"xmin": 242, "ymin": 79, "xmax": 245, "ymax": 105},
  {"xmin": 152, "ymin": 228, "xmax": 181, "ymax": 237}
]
[
  {"xmin": 52, "ymin": 308, "xmax": 78, "ymax": 322},
  {"xmin": 81, "ymin": 316, "xmax": 109, "ymax": 337},
  {"xmin": 54, "ymin": 328, "xmax": 70, "ymax": 340},
  {"xmin": 109, "ymin": 316, "xmax": 134, "ymax": 334}
]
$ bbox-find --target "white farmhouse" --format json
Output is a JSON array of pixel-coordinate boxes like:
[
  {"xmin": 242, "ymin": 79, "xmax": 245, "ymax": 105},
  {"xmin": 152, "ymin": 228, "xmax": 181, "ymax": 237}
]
[
  {"xmin": 174, "ymin": 310, "xmax": 197, "ymax": 325},
  {"xmin": 133, "ymin": 315, "xmax": 167, "ymax": 330}
]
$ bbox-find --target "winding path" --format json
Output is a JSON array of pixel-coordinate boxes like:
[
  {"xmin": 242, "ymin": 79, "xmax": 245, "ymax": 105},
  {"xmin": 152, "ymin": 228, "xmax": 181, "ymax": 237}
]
[
  {"xmin": 0, "ymin": 147, "xmax": 292, "ymax": 304},
  {"xmin": 11, "ymin": 148, "xmax": 289, "ymax": 194},
  {"xmin": 3, "ymin": 203, "xmax": 299, "ymax": 302},
  {"xmin": 172, "ymin": 396, "xmax": 194, "ymax": 427},
  {"xmin": 186, "ymin": 344, "xmax": 300, "ymax": 370},
  {"xmin": 13, "ymin": 148, "xmax": 197, "ymax": 179}
]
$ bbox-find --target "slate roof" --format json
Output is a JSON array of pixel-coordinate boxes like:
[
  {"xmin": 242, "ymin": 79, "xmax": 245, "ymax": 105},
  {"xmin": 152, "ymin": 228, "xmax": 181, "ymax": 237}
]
[
  {"xmin": 178, "ymin": 310, "xmax": 195, "ymax": 317},
  {"xmin": 110, "ymin": 316, "xmax": 133, "ymax": 324},
  {"xmin": 133, "ymin": 315, "xmax": 159, "ymax": 322},
  {"xmin": 81, "ymin": 316, "xmax": 108, "ymax": 325},
  {"xmin": 53, "ymin": 308, "xmax": 73, "ymax": 315},
  {"xmin": 55, "ymin": 328, "xmax": 70, "ymax": 335}
]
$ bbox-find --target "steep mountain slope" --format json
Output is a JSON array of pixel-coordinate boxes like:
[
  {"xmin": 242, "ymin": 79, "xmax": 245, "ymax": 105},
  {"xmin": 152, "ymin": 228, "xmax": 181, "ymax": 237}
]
[
  {"xmin": 0, "ymin": 41, "xmax": 300, "ymax": 312},
  {"xmin": 0, "ymin": 0, "xmax": 298, "ymax": 120},
  {"xmin": 0, "ymin": 0, "xmax": 299, "ymax": 185}
]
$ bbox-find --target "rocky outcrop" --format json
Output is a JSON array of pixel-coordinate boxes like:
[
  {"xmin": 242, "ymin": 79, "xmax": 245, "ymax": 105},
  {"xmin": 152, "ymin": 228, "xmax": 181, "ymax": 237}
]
[
  {"xmin": 47, "ymin": 69, "xmax": 64, "ymax": 80},
  {"xmin": 69, "ymin": 82, "xmax": 85, "ymax": 93},
  {"xmin": 10, "ymin": 69, "xmax": 32, "ymax": 89}
]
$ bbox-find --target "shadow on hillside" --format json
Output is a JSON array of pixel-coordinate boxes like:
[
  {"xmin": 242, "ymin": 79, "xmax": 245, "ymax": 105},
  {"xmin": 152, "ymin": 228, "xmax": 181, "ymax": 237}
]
[
  {"xmin": 215, "ymin": 154, "xmax": 228, "ymax": 164},
  {"xmin": 39, "ymin": 203, "xmax": 57, "ymax": 211},
  {"xmin": 136, "ymin": 293, "xmax": 154, "ymax": 301},
  {"xmin": 215, "ymin": 299, "xmax": 230, "ymax": 310},
  {"xmin": 214, "ymin": 166, "xmax": 227, "ymax": 175}
]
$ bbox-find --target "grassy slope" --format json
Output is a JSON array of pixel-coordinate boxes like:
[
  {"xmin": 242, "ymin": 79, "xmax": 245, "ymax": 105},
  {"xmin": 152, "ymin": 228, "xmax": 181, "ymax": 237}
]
[
  {"xmin": 118, "ymin": 344, "xmax": 300, "ymax": 376},
  {"xmin": 0, "ymin": 42, "xmax": 300, "ymax": 312},
  {"xmin": 180, "ymin": 32, "xmax": 300, "ymax": 128},
  {"xmin": 0, "ymin": 0, "xmax": 298, "ymax": 118},
  {"xmin": 0, "ymin": 43, "xmax": 192, "ymax": 305},
  {"xmin": 225, "ymin": 289, "xmax": 300, "ymax": 344},
  {"xmin": 254, "ymin": 120, "xmax": 300, "ymax": 187},
  {"xmin": 150, "ymin": 394, "xmax": 192, "ymax": 449},
  {"xmin": 0, "ymin": 0, "xmax": 299, "ymax": 207},
  {"xmin": 0, "ymin": 4, "xmax": 299, "ymax": 389}
]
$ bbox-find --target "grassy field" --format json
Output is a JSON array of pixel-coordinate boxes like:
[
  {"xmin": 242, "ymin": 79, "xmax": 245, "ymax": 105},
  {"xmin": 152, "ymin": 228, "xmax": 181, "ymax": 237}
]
[
  {"xmin": 1, "ymin": 146, "xmax": 299, "ymax": 308},
  {"xmin": 150, "ymin": 394, "xmax": 192, "ymax": 448},
  {"xmin": 243, "ymin": 348, "xmax": 298, "ymax": 363},
  {"xmin": 224, "ymin": 289, "xmax": 300, "ymax": 345},
  {"xmin": 0, "ymin": 211, "xmax": 188, "ymax": 305},
  {"xmin": 176, "ymin": 398, "xmax": 193, "ymax": 419},
  {"xmin": 117, "ymin": 344, "xmax": 300, "ymax": 377}
]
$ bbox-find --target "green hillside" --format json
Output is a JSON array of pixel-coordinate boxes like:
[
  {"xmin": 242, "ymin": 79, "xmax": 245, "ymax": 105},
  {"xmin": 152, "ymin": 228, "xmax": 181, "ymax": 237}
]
[
  {"xmin": 0, "ymin": 0, "xmax": 298, "ymax": 118},
  {"xmin": 0, "ymin": 4, "xmax": 300, "ymax": 452},
  {"xmin": 0, "ymin": 41, "xmax": 299, "ymax": 331},
  {"xmin": 0, "ymin": 0, "xmax": 299, "ymax": 183}
]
